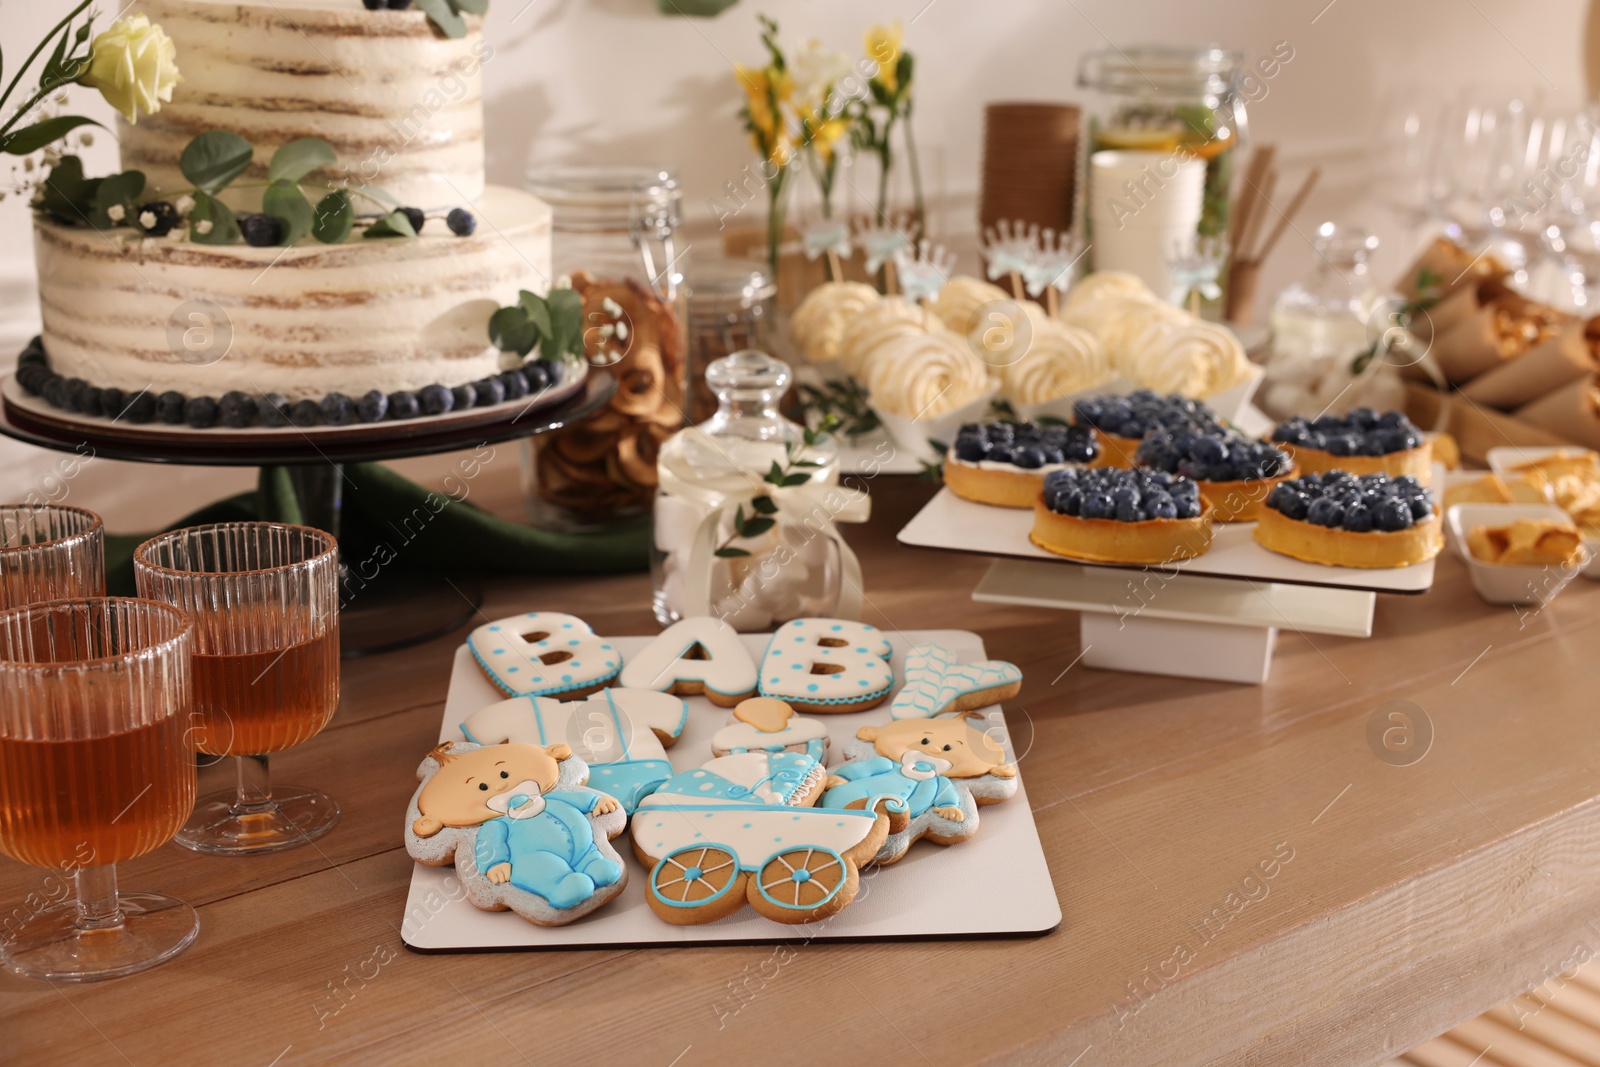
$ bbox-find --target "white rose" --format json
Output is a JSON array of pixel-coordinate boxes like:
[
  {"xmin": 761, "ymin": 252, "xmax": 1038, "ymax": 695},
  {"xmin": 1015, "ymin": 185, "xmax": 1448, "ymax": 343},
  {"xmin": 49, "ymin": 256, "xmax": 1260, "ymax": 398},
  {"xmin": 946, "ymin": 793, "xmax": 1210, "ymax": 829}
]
[{"xmin": 79, "ymin": 16, "xmax": 182, "ymax": 125}]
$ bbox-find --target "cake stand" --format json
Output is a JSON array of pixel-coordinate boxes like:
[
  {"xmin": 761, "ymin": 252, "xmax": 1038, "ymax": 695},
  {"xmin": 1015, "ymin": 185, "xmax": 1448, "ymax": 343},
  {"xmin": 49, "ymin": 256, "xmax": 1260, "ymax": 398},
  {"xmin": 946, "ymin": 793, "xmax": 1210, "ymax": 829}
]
[
  {"xmin": 0, "ymin": 372, "xmax": 616, "ymax": 656},
  {"xmin": 898, "ymin": 487, "xmax": 1438, "ymax": 684}
]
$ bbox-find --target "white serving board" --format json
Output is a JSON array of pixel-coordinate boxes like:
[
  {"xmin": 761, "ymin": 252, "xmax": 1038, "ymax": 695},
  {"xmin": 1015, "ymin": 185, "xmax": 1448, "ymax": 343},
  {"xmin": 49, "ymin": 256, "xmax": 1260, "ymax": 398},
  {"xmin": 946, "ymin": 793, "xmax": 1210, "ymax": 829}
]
[
  {"xmin": 898, "ymin": 488, "xmax": 1437, "ymax": 595},
  {"xmin": 401, "ymin": 630, "xmax": 1061, "ymax": 950}
]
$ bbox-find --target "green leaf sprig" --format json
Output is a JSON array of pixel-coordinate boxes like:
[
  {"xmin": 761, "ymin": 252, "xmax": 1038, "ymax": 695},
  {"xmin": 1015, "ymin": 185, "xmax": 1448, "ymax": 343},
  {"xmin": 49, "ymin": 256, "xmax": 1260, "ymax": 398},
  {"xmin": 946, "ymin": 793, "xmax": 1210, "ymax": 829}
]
[
  {"xmin": 796, "ymin": 377, "xmax": 879, "ymax": 440},
  {"xmin": 416, "ymin": 0, "xmax": 486, "ymax": 39},
  {"xmin": 714, "ymin": 416, "xmax": 839, "ymax": 559},
  {"xmin": 488, "ymin": 289, "xmax": 585, "ymax": 361}
]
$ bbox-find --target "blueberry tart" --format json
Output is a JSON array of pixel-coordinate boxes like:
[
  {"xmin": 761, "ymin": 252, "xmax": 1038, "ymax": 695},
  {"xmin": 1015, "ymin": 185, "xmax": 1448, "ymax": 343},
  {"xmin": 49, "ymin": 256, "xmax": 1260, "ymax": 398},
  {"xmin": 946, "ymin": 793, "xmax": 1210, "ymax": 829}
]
[
  {"xmin": 1134, "ymin": 430, "xmax": 1295, "ymax": 523},
  {"xmin": 944, "ymin": 421, "xmax": 1100, "ymax": 508},
  {"xmin": 1255, "ymin": 471, "xmax": 1443, "ymax": 568},
  {"xmin": 1031, "ymin": 467, "xmax": 1214, "ymax": 564},
  {"xmin": 1270, "ymin": 409, "xmax": 1432, "ymax": 482},
  {"xmin": 1073, "ymin": 390, "xmax": 1224, "ymax": 468}
]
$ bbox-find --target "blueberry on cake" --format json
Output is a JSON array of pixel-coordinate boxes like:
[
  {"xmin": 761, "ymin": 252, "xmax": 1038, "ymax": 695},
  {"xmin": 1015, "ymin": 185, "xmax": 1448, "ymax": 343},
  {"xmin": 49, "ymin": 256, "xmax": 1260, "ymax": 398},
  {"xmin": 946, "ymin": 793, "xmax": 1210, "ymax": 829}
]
[
  {"xmin": 1255, "ymin": 471, "xmax": 1443, "ymax": 568},
  {"xmin": 1030, "ymin": 467, "xmax": 1214, "ymax": 564},
  {"xmin": 1135, "ymin": 430, "xmax": 1295, "ymax": 524},
  {"xmin": 1270, "ymin": 409, "xmax": 1432, "ymax": 481},
  {"xmin": 1073, "ymin": 390, "xmax": 1223, "ymax": 467},
  {"xmin": 944, "ymin": 421, "xmax": 1100, "ymax": 508}
]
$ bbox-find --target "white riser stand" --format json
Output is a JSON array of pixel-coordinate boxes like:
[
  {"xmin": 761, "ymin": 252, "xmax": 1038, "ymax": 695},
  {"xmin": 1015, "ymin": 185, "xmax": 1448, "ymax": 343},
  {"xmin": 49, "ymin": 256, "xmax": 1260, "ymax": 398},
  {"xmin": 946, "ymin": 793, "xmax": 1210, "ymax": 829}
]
[{"xmin": 971, "ymin": 559, "xmax": 1377, "ymax": 685}]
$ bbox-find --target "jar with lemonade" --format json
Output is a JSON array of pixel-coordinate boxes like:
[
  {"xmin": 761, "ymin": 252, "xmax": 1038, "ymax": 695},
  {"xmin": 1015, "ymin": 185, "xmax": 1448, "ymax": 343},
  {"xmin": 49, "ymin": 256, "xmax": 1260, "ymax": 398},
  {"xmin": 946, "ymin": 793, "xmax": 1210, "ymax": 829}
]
[{"xmin": 1077, "ymin": 45, "xmax": 1248, "ymax": 240}]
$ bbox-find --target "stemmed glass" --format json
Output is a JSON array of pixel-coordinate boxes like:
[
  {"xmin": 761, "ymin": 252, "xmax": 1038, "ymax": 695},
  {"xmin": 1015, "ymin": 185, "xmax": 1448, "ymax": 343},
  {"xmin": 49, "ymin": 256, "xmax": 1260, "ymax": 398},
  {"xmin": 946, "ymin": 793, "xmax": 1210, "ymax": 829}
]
[
  {"xmin": 0, "ymin": 598, "xmax": 198, "ymax": 981},
  {"xmin": 0, "ymin": 505, "xmax": 105, "ymax": 608},
  {"xmin": 134, "ymin": 522, "xmax": 341, "ymax": 855}
]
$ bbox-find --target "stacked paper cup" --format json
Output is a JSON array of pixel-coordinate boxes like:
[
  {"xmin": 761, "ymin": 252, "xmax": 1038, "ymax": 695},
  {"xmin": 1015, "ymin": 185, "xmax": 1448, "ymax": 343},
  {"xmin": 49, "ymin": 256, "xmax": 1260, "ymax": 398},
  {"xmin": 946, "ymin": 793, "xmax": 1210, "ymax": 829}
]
[{"xmin": 1088, "ymin": 150, "xmax": 1205, "ymax": 297}]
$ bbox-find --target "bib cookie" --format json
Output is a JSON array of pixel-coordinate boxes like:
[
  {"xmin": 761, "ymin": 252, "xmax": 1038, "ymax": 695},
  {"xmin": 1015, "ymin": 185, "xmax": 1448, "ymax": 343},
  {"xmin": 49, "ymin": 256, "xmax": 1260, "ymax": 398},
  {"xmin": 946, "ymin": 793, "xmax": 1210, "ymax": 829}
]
[
  {"xmin": 756, "ymin": 618, "xmax": 894, "ymax": 713},
  {"xmin": 467, "ymin": 612, "xmax": 622, "ymax": 699},
  {"xmin": 710, "ymin": 696, "xmax": 829, "ymax": 763},
  {"xmin": 405, "ymin": 741, "xmax": 628, "ymax": 926},
  {"xmin": 819, "ymin": 715, "xmax": 1017, "ymax": 865},
  {"xmin": 631, "ymin": 752, "xmax": 889, "ymax": 926},
  {"xmin": 889, "ymin": 644, "xmax": 1022, "ymax": 719},
  {"xmin": 618, "ymin": 617, "xmax": 758, "ymax": 706},
  {"xmin": 460, "ymin": 688, "xmax": 688, "ymax": 813}
]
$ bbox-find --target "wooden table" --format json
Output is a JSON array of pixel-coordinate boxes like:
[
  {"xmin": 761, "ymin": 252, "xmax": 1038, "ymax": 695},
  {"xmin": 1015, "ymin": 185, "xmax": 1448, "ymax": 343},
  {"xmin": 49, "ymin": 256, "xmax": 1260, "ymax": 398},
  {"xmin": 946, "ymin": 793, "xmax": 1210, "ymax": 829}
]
[{"xmin": 3, "ymin": 465, "xmax": 1598, "ymax": 1067}]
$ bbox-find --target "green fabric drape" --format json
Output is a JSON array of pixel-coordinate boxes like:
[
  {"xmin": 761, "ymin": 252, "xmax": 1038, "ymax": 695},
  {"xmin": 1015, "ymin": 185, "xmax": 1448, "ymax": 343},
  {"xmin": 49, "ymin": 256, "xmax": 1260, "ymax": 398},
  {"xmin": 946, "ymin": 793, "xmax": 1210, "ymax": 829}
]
[{"xmin": 105, "ymin": 462, "xmax": 650, "ymax": 595}]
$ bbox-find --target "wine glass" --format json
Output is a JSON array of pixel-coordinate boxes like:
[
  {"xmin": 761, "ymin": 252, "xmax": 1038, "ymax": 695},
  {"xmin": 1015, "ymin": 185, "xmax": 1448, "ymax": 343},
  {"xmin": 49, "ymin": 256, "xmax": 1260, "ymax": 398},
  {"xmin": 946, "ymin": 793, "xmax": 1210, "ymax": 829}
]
[
  {"xmin": 0, "ymin": 505, "xmax": 104, "ymax": 608},
  {"xmin": 0, "ymin": 598, "xmax": 198, "ymax": 981},
  {"xmin": 134, "ymin": 522, "xmax": 340, "ymax": 855}
]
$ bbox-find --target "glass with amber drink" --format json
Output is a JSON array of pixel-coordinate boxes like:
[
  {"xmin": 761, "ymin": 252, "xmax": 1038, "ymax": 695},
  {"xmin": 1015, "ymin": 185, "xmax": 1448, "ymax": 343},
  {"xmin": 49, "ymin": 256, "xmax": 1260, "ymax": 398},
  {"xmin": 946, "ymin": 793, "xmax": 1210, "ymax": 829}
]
[
  {"xmin": 0, "ymin": 504, "xmax": 105, "ymax": 608},
  {"xmin": 0, "ymin": 598, "xmax": 198, "ymax": 980},
  {"xmin": 134, "ymin": 522, "xmax": 340, "ymax": 855}
]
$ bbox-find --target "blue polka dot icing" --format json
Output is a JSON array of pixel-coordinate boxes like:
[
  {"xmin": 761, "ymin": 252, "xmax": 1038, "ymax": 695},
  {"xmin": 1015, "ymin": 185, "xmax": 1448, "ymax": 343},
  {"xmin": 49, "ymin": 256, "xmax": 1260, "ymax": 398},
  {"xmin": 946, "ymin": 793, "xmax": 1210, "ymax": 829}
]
[
  {"xmin": 466, "ymin": 611, "xmax": 621, "ymax": 697},
  {"xmin": 757, "ymin": 618, "xmax": 894, "ymax": 707}
]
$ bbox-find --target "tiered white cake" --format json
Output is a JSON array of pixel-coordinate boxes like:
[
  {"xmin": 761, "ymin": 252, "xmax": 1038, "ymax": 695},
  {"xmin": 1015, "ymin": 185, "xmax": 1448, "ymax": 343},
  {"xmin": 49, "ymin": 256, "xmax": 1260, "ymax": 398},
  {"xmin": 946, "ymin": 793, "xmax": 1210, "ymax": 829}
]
[{"xmin": 33, "ymin": 0, "xmax": 550, "ymax": 404}]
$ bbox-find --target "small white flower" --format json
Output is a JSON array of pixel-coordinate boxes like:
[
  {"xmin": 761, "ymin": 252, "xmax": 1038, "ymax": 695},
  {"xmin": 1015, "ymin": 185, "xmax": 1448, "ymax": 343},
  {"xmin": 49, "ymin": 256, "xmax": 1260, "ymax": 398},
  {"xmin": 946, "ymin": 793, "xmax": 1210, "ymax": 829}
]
[
  {"xmin": 107, "ymin": 204, "xmax": 126, "ymax": 222},
  {"xmin": 195, "ymin": 218, "xmax": 213, "ymax": 235},
  {"xmin": 174, "ymin": 194, "xmax": 194, "ymax": 217},
  {"xmin": 138, "ymin": 210, "xmax": 157, "ymax": 229},
  {"xmin": 790, "ymin": 39, "xmax": 854, "ymax": 110}
]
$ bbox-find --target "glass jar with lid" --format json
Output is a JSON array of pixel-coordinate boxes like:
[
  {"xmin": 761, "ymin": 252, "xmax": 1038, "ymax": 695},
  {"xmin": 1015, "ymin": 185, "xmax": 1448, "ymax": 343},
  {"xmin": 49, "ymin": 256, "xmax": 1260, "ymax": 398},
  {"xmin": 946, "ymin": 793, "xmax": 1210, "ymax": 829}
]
[
  {"xmin": 685, "ymin": 260, "xmax": 777, "ymax": 425},
  {"xmin": 1078, "ymin": 45, "xmax": 1248, "ymax": 243},
  {"xmin": 1264, "ymin": 222, "xmax": 1404, "ymax": 417},
  {"xmin": 521, "ymin": 165, "xmax": 688, "ymax": 531},
  {"xmin": 652, "ymin": 350, "xmax": 869, "ymax": 631}
]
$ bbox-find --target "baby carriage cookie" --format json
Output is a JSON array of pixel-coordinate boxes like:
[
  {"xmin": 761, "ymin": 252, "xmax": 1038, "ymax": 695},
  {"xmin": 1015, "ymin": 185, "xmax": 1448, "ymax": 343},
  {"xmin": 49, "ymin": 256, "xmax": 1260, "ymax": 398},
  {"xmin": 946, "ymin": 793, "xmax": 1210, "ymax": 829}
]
[
  {"xmin": 631, "ymin": 751, "xmax": 891, "ymax": 925},
  {"xmin": 819, "ymin": 715, "xmax": 1017, "ymax": 865},
  {"xmin": 406, "ymin": 741, "xmax": 628, "ymax": 925},
  {"xmin": 459, "ymin": 688, "xmax": 688, "ymax": 814}
]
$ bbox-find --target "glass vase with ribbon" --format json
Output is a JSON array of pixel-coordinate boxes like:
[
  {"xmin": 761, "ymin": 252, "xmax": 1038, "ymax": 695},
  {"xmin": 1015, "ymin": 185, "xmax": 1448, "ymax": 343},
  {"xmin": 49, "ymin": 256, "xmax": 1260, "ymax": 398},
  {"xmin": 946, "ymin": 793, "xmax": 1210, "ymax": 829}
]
[{"xmin": 651, "ymin": 350, "xmax": 869, "ymax": 631}]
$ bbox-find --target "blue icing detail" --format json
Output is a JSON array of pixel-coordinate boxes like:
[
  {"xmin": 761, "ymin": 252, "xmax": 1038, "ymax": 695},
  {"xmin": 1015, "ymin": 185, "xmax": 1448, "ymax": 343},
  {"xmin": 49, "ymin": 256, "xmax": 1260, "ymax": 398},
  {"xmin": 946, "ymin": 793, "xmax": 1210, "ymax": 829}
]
[
  {"xmin": 508, "ymin": 666, "xmax": 519, "ymax": 673},
  {"xmin": 569, "ymin": 640, "xmax": 580, "ymax": 646},
  {"xmin": 770, "ymin": 677, "xmax": 779, "ymax": 684},
  {"xmin": 488, "ymin": 625, "xmax": 500, "ymax": 631},
  {"xmin": 743, "ymin": 823, "xmax": 752, "ymax": 829},
  {"xmin": 562, "ymin": 623, "xmax": 573, "ymax": 628},
  {"xmin": 562, "ymin": 674, "xmax": 572, "ymax": 682},
  {"xmin": 793, "ymin": 868, "xmax": 812, "ymax": 883},
  {"xmin": 807, "ymin": 683, "xmax": 819, "ymax": 692},
  {"xmin": 831, "ymin": 625, "xmax": 842, "ymax": 631},
  {"xmin": 493, "ymin": 648, "xmax": 505, "ymax": 654}
]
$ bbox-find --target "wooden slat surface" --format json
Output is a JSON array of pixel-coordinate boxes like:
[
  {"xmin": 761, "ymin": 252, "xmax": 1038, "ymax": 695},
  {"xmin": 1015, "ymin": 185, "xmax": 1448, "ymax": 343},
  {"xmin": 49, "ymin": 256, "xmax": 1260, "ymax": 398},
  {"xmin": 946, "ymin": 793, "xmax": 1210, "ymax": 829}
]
[{"xmin": 2, "ymin": 461, "xmax": 1599, "ymax": 1067}]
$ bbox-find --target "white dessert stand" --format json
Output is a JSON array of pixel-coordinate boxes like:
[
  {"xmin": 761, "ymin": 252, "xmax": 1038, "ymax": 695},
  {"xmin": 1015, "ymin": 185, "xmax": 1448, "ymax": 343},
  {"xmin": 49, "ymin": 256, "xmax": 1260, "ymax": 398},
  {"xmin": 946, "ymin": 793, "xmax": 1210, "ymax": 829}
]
[{"xmin": 898, "ymin": 488, "xmax": 1437, "ymax": 685}]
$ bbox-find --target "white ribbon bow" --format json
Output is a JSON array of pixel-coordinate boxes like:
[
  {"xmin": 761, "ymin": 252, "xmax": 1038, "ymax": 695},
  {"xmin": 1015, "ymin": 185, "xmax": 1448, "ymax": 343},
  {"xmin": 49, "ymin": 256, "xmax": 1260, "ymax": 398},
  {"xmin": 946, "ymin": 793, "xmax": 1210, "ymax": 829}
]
[{"xmin": 660, "ymin": 429, "xmax": 871, "ymax": 621}]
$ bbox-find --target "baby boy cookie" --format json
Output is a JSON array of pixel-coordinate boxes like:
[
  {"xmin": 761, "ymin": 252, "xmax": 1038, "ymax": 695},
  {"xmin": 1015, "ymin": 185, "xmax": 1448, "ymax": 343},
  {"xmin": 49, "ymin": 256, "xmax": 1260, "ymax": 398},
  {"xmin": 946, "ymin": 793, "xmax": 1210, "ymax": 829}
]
[
  {"xmin": 756, "ymin": 618, "xmax": 894, "ymax": 713},
  {"xmin": 819, "ymin": 715, "xmax": 1017, "ymax": 865},
  {"xmin": 710, "ymin": 696, "xmax": 828, "ymax": 763},
  {"xmin": 467, "ymin": 612, "xmax": 622, "ymax": 700},
  {"xmin": 460, "ymin": 688, "xmax": 688, "ymax": 814},
  {"xmin": 631, "ymin": 751, "xmax": 889, "ymax": 926},
  {"xmin": 405, "ymin": 741, "xmax": 628, "ymax": 925},
  {"xmin": 618, "ymin": 617, "xmax": 757, "ymax": 706},
  {"xmin": 889, "ymin": 644, "xmax": 1022, "ymax": 719}
]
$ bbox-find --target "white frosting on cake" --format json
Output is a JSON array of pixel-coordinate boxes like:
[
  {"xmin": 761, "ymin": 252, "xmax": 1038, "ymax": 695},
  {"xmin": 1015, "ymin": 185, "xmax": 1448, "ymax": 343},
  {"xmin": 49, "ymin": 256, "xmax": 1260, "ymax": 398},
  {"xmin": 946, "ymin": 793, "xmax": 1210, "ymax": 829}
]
[
  {"xmin": 34, "ymin": 185, "xmax": 550, "ymax": 401},
  {"xmin": 120, "ymin": 0, "xmax": 487, "ymax": 210}
]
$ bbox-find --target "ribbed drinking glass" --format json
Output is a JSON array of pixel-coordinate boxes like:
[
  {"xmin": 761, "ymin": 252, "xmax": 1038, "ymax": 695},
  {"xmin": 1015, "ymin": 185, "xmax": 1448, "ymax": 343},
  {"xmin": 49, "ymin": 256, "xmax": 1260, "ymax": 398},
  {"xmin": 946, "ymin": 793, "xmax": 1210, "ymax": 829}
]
[
  {"xmin": 0, "ymin": 505, "xmax": 104, "ymax": 608},
  {"xmin": 0, "ymin": 597, "xmax": 198, "ymax": 981},
  {"xmin": 134, "ymin": 522, "xmax": 340, "ymax": 855}
]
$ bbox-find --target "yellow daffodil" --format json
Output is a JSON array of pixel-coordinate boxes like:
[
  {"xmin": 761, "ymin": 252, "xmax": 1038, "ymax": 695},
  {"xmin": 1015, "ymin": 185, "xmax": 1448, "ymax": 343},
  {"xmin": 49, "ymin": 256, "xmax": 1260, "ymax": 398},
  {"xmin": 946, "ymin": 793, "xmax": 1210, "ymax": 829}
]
[
  {"xmin": 809, "ymin": 117, "xmax": 849, "ymax": 163},
  {"xmin": 79, "ymin": 15, "xmax": 182, "ymax": 125},
  {"xmin": 864, "ymin": 21, "xmax": 903, "ymax": 93}
]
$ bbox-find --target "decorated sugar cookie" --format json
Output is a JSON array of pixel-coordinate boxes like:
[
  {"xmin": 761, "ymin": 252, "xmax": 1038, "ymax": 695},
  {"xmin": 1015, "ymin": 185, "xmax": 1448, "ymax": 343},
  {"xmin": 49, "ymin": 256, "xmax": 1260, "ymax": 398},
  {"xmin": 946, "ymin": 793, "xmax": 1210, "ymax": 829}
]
[
  {"xmin": 631, "ymin": 751, "xmax": 890, "ymax": 925},
  {"xmin": 889, "ymin": 644, "xmax": 1023, "ymax": 719},
  {"xmin": 460, "ymin": 688, "xmax": 688, "ymax": 813},
  {"xmin": 405, "ymin": 741, "xmax": 628, "ymax": 925},
  {"xmin": 756, "ymin": 618, "xmax": 895, "ymax": 713},
  {"xmin": 819, "ymin": 715, "xmax": 1017, "ymax": 865},
  {"xmin": 710, "ymin": 696, "xmax": 829, "ymax": 762},
  {"xmin": 467, "ymin": 612, "xmax": 621, "ymax": 699},
  {"xmin": 618, "ymin": 617, "xmax": 757, "ymax": 706}
]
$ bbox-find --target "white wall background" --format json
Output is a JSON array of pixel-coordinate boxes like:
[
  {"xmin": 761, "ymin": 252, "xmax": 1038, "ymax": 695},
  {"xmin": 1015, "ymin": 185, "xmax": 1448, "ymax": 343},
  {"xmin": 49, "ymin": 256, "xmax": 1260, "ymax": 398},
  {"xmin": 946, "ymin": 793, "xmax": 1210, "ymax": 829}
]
[{"xmin": 0, "ymin": 0, "xmax": 1589, "ymax": 522}]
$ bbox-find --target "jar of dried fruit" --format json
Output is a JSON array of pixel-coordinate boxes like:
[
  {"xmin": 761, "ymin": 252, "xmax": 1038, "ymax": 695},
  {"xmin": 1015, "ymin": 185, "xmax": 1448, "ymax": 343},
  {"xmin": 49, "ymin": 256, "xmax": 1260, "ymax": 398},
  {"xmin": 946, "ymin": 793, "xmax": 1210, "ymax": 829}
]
[{"xmin": 522, "ymin": 165, "xmax": 688, "ymax": 530}]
